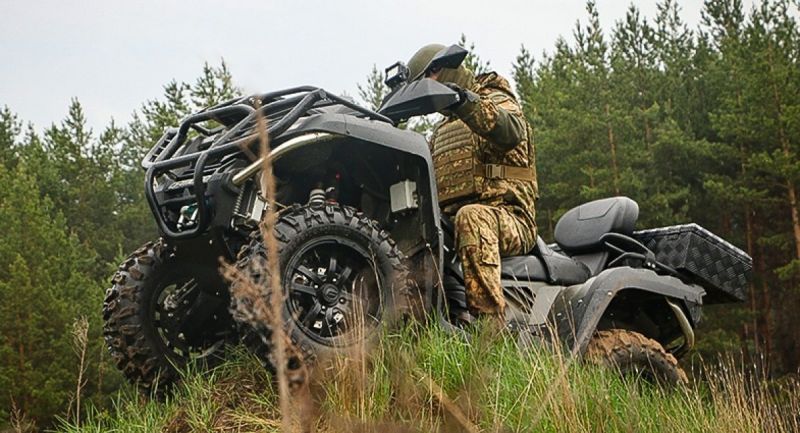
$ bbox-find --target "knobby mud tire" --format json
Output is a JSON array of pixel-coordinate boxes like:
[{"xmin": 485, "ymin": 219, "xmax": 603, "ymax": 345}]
[
  {"xmin": 103, "ymin": 241, "xmax": 231, "ymax": 395},
  {"xmin": 586, "ymin": 329, "xmax": 688, "ymax": 387},
  {"xmin": 230, "ymin": 203, "xmax": 412, "ymax": 372}
]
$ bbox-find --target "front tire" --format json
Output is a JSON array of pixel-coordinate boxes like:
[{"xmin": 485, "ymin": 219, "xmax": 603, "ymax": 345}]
[
  {"xmin": 586, "ymin": 329, "xmax": 688, "ymax": 387},
  {"xmin": 231, "ymin": 203, "xmax": 409, "ymax": 368},
  {"xmin": 103, "ymin": 241, "xmax": 234, "ymax": 394}
]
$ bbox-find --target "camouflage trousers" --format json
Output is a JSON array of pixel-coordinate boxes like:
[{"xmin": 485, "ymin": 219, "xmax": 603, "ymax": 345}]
[{"xmin": 455, "ymin": 204, "xmax": 535, "ymax": 317}]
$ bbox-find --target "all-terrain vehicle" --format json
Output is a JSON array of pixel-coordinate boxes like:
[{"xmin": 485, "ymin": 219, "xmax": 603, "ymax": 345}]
[{"xmin": 103, "ymin": 45, "xmax": 752, "ymax": 393}]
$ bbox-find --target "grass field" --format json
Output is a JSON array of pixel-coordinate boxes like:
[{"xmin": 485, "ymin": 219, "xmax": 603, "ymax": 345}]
[{"xmin": 54, "ymin": 321, "xmax": 799, "ymax": 433}]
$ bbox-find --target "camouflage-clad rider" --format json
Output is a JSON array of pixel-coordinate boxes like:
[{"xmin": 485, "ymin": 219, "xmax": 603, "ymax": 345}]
[{"xmin": 407, "ymin": 44, "xmax": 538, "ymax": 323}]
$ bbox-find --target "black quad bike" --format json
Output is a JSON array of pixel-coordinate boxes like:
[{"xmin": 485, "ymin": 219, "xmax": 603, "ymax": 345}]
[{"xmin": 103, "ymin": 46, "xmax": 752, "ymax": 393}]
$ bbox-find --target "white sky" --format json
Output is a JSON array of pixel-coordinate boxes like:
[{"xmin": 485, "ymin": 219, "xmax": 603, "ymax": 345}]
[{"xmin": 0, "ymin": 0, "xmax": 755, "ymax": 132}]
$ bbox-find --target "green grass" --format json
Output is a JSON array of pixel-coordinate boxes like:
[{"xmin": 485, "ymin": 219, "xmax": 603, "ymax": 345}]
[{"xmin": 57, "ymin": 323, "xmax": 800, "ymax": 432}]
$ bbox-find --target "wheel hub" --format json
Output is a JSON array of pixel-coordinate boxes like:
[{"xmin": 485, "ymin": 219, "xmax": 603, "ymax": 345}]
[
  {"xmin": 153, "ymin": 275, "xmax": 232, "ymax": 360},
  {"xmin": 320, "ymin": 283, "xmax": 340, "ymax": 305},
  {"xmin": 284, "ymin": 237, "xmax": 383, "ymax": 345}
]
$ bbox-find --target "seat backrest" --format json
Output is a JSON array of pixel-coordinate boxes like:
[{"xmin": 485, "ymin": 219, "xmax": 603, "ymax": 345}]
[{"xmin": 554, "ymin": 197, "xmax": 639, "ymax": 253}]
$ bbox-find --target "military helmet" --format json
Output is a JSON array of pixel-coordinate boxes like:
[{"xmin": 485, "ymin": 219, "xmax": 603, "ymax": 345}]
[
  {"xmin": 407, "ymin": 43, "xmax": 476, "ymax": 90},
  {"xmin": 407, "ymin": 43, "xmax": 446, "ymax": 82}
]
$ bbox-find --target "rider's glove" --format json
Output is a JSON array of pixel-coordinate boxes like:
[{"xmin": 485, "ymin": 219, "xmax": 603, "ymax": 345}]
[{"xmin": 441, "ymin": 82, "xmax": 479, "ymax": 118}]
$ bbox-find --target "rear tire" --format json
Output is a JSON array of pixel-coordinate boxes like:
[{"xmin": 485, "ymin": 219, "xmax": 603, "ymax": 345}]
[
  {"xmin": 230, "ymin": 203, "xmax": 410, "ymax": 370},
  {"xmin": 586, "ymin": 329, "xmax": 688, "ymax": 387},
  {"xmin": 103, "ymin": 241, "xmax": 234, "ymax": 394}
]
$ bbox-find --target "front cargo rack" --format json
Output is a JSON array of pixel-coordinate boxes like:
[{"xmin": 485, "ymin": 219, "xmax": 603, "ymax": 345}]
[{"xmin": 142, "ymin": 86, "xmax": 392, "ymax": 239}]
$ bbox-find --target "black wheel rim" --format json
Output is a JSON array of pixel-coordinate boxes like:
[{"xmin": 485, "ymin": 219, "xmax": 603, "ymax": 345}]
[
  {"xmin": 283, "ymin": 236, "xmax": 383, "ymax": 347},
  {"xmin": 622, "ymin": 362, "xmax": 664, "ymax": 385},
  {"xmin": 150, "ymin": 269, "xmax": 230, "ymax": 361}
]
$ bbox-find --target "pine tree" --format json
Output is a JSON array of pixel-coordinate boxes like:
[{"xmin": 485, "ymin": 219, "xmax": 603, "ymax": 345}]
[
  {"xmin": 512, "ymin": 45, "xmax": 536, "ymax": 121},
  {"xmin": 0, "ymin": 107, "xmax": 22, "ymax": 169},
  {"xmin": 0, "ymin": 163, "xmax": 104, "ymax": 427},
  {"xmin": 357, "ymin": 64, "xmax": 389, "ymax": 112},
  {"xmin": 191, "ymin": 60, "xmax": 239, "ymax": 108},
  {"xmin": 0, "ymin": 60, "xmax": 245, "ymax": 426},
  {"xmin": 457, "ymin": 34, "xmax": 491, "ymax": 75},
  {"xmin": 26, "ymin": 100, "xmax": 122, "ymax": 273},
  {"xmin": 123, "ymin": 60, "xmax": 243, "ymax": 254}
]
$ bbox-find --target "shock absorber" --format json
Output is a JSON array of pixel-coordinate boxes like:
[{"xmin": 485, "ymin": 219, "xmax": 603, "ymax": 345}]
[{"xmin": 308, "ymin": 186, "xmax": 326, "ymax": 205}]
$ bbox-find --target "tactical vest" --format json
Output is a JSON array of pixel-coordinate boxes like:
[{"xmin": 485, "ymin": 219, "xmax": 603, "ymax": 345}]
[{"xmin": 432, "ymin": 119, "xmax": 535, "ymax": 206}]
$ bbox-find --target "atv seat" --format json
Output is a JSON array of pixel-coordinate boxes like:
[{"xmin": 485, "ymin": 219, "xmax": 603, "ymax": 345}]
[
  {"xmin": 554, "ymin": 196, "xmax": 639, "ymax": 253},
  {"xmin": 500, "ymin": 255, "xmax": 548, "ymax": 281},
  {"xmin": 441, "ymin": 215, "xmax": 591, "ymax": 286},
  {"xmin": 501, "ymin": 237, "xmax": 590, "ymax": 286}
]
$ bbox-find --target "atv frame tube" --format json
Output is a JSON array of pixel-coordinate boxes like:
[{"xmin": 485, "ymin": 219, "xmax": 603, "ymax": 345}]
[
  {"xmin": 231, "ymin": 132, "xmax": 336, "ymax": 186},
  {"xmin": 666, "ymin": 298, "xmax": 695, "ymax": 357}
]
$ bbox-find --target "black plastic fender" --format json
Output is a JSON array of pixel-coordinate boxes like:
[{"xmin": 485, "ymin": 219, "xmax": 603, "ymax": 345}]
[
  {"xmin": 549, "ymin": 267, "xmax": 705, "ymax": 356},
  {"xmin": 270, "ymin": 116, "xmax": 445, "ymax": 311},
  {"xmin": 278, "ymin": 113, "xmax": 443, "ymax": 253}
]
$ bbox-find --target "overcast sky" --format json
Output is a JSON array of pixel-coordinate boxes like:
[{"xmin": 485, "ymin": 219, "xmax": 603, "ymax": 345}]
[{"xmin": 0, "ymin": 1, "xmax": 756, "ymax": 132}]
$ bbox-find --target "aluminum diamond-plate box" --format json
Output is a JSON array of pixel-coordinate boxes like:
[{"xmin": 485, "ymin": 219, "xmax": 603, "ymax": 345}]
[{"xmin": 634, "ymin": 223, "xmax": 752, "ymax": 304}]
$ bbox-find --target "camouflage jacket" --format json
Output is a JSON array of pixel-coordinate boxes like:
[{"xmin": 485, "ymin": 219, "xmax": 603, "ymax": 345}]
[{"xmin": 430, "ymin": 72, "xmax": 538, "ymax": 236}]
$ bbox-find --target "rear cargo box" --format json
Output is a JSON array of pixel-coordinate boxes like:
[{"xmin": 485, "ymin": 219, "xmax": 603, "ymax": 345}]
[{"xmin": 634, "ymin": 223, "xmax": 752, "ymax": 304}]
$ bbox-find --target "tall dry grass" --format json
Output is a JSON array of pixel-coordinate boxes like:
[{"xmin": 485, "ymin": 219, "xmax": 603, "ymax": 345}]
[
  {"xmin": 221, "ymin": 102, "xmax": 315, "ymax": 432},
  {"xmin": 56, "ymin": 322, "xmax": 800, "ymax": 432},
  {"xmin": 66, "ymin": 316, "xmax": 90, "ymax": 427}
]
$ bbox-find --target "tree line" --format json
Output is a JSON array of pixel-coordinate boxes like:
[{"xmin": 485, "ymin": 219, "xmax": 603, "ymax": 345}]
[
  {"xmin": 511, "ymin": 0, "xmax": 799, "ymax": 371},
  {"xmin": 0, "ymin": 63, "xmax": 239, "ymax": 427},
  {"xmin": 0, "ymin": 0, "xmax": 797, "ymax": 428}
]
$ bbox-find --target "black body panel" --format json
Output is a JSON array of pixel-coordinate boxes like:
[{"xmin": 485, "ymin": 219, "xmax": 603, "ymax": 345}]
[
  {"xmin": 282, "ymin": 113, "xmax": 442, "ymax": 248},
  {"xmin": 550, "ymin": 268, "xmax": 705, "ymax": 355}
]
